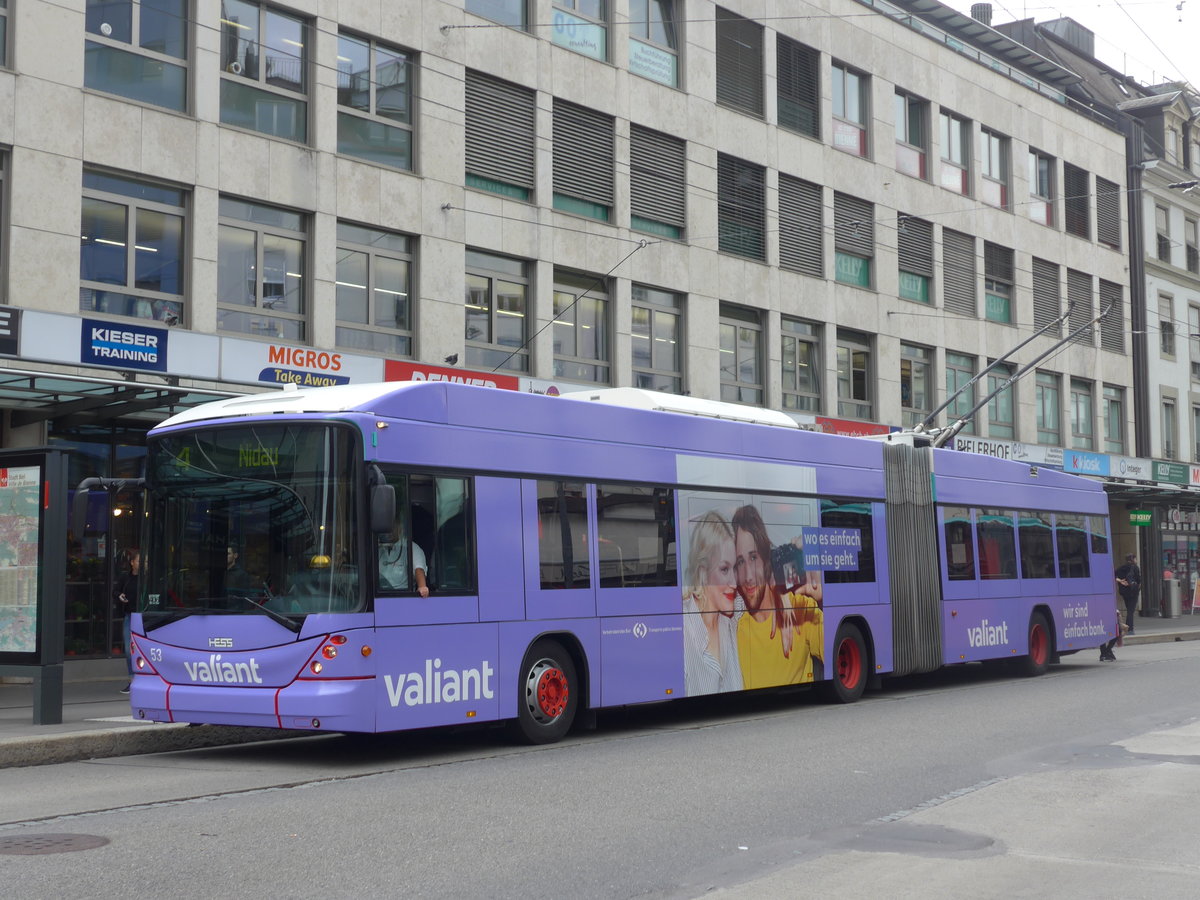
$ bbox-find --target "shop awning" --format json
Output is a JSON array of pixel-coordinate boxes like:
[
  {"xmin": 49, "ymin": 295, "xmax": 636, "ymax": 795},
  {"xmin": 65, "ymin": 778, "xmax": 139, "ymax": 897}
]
[{"xmin": 0, "ymin": 368, "xmax": 244, "ymax": 428}]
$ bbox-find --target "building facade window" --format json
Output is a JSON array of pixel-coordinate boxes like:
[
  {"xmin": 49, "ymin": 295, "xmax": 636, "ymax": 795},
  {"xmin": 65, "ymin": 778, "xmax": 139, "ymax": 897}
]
[
  {"xmin": 1190, "ymin": 305, "xmax": 1200, "ymax": 382},
  {"xmin": 335, "ymin": 222, "xmax": 411, "ymax": 357},
  {"xmin": 1103, "ymin": 385, "xmax": 1125, "ymax": 454},
  {"xmin": 831, "ymin": 62, "xmax": 868, "ymax": 157},
  {"xmin": 1163, "ymin": 398, "xmax": 1178, "ymax": 460},
  {"xmin": 553, "ymin": 270, "xmax": 609, "ymax": 383},
  {"xmin": 939, "ymin": 110, "xmax": 969, "ymax": 194},
  {"xmin": 942, "ymin": 228, "xmax": 976, "ymax": 317},
  {"xmin": 777, "ymin": 34, "xmax": 819, "ymax": 138},
  {"xmin": 980, "ymin": 127, "xmax": 1009, "ymax": 210},
  {"xmin": 630, "ymin": 124, "xmax": 686, "ymax": 239},
  {"xmin": 778, "ymin": 174, "xmax": 822, "ymax": 277},
  {"xmin": 465, "ymin": 71, "xmax": 535, "ymax": 201},
  {"xmin": 85, "ymin": 0, "xmax": 187, "ymax": 111},
  {"xmin": 717, "ymin": 154, "xmax": 765, "ymax": 260},
  {"xmin": 1156, "ymin": 205, "xmax": 1171, "ymax": 262},
  {"xmin": 1031, "ymin": 257, "xmax": 1061, "ymax": 335},
  {"xmin": 894, "ymin": 91, "xmax": 928, "ymax": 180},
  {"xmin": 1027, "ymin": 150, "xmax": 1054, "ymax": 226},
  {"xmin": 833, "ymin": 192, "xmax": 873, "ymax": 287},
  {"xmin": 552, "ymin": 0, "xmax": 608, "ymax": 62},
  {"xmin": 1096, "ymin": 177, "xmax": 1121, "ymax": 249},
  {"xmin": 1193, "ymin": 405, "xmax": 1200, "ymax": 463},
  {"xmin": 836, "ymin": 329, "xmax": 872, "ymax": 420},
  {"xmin": 1160, "ymin": 293, "xmax": 1176, "ymax": 356},
  {"xmin": 719, "ymin": 303, "xmax": 763, "ymax": 404},
  {"xmin": 631, "ymin": 284, "xmax": 683, "ymax": 392},
  {"xmin": 553, "ymin": 100, "xmax": 614, "ymax": 221},
  {"xmin": 781, "ymin": 317, "xmax": 820, "ymax": 412},
  {"xmin": 220, "ymin": 0, "xmax": 308, "ymax": 143},
  {"xmin": 336, "ymin": 32, "xmax": 413, "ymax": 170},
  {"xmin": 1067, "ymin": 269, "xmax": 1094, "ymax": 346},
  {"xmin": 1186, "ymin": 217, "xmax": 1199, "ymax": 274},
  {"xmin": 1069, "ymin": 378, "xmax": 1094, "ymax": 450},
  {"xmin": 983, "ymin": 242, "xmax": 1013, "ymax": 324},
  {"xmin": 79, "ymin": 170, "xmax": 185, "ymax": 325},
  {"xmin": 466, "ymin": 0, "xmax": 527, "ymax": 29},
  {"xmin": 1035, "ymin": 371, "xmax": 1061, "ymax": 446},
  {"xmin": 1098, "ymin": 279, "xmax": 1124, "ymax": 354},
  {"xmin": 466, "ymin": 250, "xmax": 529, "ymax": 373},
  {"xmin": 900, "ymin": 343, "xmax": 931, "ymax": 427},
  {"xmin": 988, "ymin": 360, "xmax": 1015, "ymax": 439},
  {"xmin": 0, "ymin": 0, "xmax": 8, "ymax": 67},
  {"xmin": 1063, "ymin": 163, "xmax": 1090, "ymax": 240},
  {"xmin": 897, "ymin": 214, "xmax": 933, "ymax": 304},
  {"xmin": 217, "ymin": 197, "xmax": 306, "ymax": 340},
  {"xmin": 945, "ymin": 352, "xmax": 976, "ymax": 434},
  {"xmin": 628, "ymin": 0, "xmax": 678, "ymax": 85},
  {"xmin": 715, "ymin": 8, "xmax": 763, "ymax": 117}
]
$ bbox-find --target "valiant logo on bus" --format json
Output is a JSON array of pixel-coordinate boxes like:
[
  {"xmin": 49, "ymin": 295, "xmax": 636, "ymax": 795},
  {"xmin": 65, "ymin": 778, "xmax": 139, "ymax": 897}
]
[
  {"xmin": 183, "ymin": 654, "xmax": 264, "ymax": 684},
  {"xmin": 384, "ymin": 658, "xmax": 495, "ymax": 707},
  {"xmin": 966, "ymin": 619, "xmax": 1010, "ymax": 648}
]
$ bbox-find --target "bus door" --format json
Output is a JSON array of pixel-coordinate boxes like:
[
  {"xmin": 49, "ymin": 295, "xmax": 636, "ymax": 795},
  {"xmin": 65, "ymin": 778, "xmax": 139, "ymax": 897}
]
[{"xmin": 523, "ymin": 479, "xmax": 596, "ymax": 621}]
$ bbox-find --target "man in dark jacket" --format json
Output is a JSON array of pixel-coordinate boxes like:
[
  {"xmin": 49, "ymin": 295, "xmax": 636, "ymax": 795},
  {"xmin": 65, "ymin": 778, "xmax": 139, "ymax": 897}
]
[{"xmin": 1115, "ymin": 553, "xmax": 1142, "ymax": 635}]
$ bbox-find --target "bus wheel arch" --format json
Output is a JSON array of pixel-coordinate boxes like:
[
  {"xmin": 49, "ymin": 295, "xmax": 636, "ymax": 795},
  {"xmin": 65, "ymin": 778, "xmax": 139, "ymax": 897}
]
[
  {"xmin": 1019, "ymin": 607, "xmax": 1054, "ymax": 677},
  {"xmin": 825, "ymin": 618, "xmax": 872, "ymax": 703},
  {"xmin": 508, "ymin": 634, "xmax": 587, "ymax": 744}
]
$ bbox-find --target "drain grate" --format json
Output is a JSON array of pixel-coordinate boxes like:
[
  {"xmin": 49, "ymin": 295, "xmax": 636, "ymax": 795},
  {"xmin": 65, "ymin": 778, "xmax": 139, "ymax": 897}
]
[{"xmin": 0, "ymin": 833, "xmax": 111, "ymax": 856}]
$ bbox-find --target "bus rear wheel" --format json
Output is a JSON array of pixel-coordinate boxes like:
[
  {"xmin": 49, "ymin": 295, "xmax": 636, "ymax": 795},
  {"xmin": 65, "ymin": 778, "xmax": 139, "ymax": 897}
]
[
  {"xmin": 510, "ymin": 639, "xmax": 578, "ymax": 745},
  {"xmin": 826, "ymin": 622, "xmax": 868, "ymax": 703},
  {"xmin": 1019, "ymin": 611, "xmax": 1052, "ymax": 677}
]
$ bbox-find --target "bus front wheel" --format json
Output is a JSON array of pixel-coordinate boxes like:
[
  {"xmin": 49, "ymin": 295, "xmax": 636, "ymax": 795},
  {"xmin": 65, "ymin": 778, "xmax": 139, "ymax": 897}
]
[
  {"xmin": 1019, "ymin": 612, "xmax": 1052, "ymax": 677},
  {"xmin": 826, "ymin": 622, "xmax": 868, "ymax": 703},
  {"xmin": 510, "ymin": 639, "xmax": 579, "ymax": 745}
]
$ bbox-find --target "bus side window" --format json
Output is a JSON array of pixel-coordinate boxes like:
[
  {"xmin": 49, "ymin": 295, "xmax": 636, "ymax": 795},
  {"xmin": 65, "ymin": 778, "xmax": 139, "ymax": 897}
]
[
  {"xmin": 596, "ymin": 483, "xmax": 677, "ymax": 588},
  {"xmin": 977, "ymin": 509, "xmax": 1017, "ymax": 579},
  {"xmin": 1054, "ymin": 513, "xmax": 1090, "ymax": 579},
  {"xmin": 1018, "ymin": 510, "xmax": 1055, "ymax": 579},
  {"xmin": 431, "ymin": 475, "xmax": 473, "ymax": 593},
  {"xmin": 538, "ymin": 480, "xmax": 590, "ymax": 589},
  {"xmin": 943, "ymin": 506, "xmax": 975, "ymax": 580}
]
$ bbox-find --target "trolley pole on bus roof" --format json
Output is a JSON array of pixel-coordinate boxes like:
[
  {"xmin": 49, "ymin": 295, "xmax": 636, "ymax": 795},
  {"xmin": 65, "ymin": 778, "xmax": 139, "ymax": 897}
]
[{"xmin": 922, "ymin": 303, "xmax": 1113, "ymax": 450}]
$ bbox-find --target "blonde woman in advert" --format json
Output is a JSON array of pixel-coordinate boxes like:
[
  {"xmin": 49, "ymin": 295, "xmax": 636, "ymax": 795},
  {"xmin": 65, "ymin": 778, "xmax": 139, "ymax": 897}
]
[{"xmin": 682, "ymin": 511, "xmax": 744, "ymax": 695}]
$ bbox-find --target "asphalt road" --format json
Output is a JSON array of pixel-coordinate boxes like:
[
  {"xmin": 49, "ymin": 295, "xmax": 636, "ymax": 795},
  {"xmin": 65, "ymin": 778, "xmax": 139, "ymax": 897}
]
[{"xmin": 3, "ymin": 640, "xmax": 1199, "ymax": 897}]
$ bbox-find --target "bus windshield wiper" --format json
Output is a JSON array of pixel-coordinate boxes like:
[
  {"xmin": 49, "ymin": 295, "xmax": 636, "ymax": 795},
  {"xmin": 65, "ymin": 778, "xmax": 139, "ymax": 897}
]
[{"xmin": 233, "ymin": 582, "xmax": 303, "ymax": 633}]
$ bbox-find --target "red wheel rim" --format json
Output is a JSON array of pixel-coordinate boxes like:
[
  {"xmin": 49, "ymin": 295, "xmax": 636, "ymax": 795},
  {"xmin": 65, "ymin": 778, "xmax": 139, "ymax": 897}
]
[
  {"xmin": 535, "ymin": 667, "xmax": 568, "ymax": 719},
  {"xmin": 836, "ymin": 637, "xmax": 862, "ymax": 689},
  {"xmin": 1030, "ymin": 623, "xmax": 1048, "ymax": 665}
]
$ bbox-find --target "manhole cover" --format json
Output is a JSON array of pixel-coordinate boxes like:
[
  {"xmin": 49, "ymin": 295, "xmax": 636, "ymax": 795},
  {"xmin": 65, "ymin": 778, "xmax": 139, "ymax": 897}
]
[{"xmin": 0, "ymin": 833, "xmax": 111, "ymax": 855}]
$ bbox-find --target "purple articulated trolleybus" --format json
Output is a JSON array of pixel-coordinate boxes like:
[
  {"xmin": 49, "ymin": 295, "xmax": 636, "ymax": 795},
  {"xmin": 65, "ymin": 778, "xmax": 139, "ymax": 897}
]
[{"xmin": 108, "ymin": 381, "xmax": 1115, "ymax": 743}]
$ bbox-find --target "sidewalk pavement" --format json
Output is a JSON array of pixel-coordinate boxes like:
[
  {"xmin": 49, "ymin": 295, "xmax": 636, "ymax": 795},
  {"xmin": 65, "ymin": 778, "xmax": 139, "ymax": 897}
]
[{"xmin": 2, "ymin": 612, "xmax": 1199, "ymax": 769}]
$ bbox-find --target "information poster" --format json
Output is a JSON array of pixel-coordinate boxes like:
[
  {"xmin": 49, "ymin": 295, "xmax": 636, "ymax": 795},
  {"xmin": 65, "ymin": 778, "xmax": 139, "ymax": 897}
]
[{"xmin": 0, "ymin": 466, "xmax": 41, "ymax": 654}]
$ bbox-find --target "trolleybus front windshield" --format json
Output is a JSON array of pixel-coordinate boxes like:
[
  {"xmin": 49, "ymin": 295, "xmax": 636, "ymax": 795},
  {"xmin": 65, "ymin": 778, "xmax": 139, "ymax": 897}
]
[{"xmin": 143, "ymin": 423, "xmax": 361, "ymax": 628}]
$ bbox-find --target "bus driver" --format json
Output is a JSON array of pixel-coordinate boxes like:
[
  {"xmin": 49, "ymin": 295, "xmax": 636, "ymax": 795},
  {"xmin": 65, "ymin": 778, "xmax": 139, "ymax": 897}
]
[{"xmin": 379, "ymin": 518, "xmax": 429, "ymax": 597}]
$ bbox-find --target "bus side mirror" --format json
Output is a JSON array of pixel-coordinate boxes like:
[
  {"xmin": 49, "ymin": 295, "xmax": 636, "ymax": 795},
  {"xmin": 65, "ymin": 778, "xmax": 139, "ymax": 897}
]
[
  {"xmin": 371, "ymin": 484, "xmax": 395, "ymax": 535},
  {"xmin": 72, "ymin": 477, "xmax": 104, "ymax": 537}
]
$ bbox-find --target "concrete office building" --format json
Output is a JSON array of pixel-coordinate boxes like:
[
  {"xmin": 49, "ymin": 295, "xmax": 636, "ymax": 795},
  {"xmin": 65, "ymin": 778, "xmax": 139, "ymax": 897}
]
[{"xmin": 0, "ymin": 0, "xmax": 1133, "ymax": 662}]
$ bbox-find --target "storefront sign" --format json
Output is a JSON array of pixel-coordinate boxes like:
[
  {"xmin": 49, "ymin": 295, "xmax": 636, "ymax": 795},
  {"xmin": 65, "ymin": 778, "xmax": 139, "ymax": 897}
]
[
  {"xmin": 0, "ymin": 307, "xmax": 19, "ymax": 357},
  {"xmin": 950, "ymin": 436, "xmax": 1063, "ymax": 468},
  {"xmin": 220, "ymin": 339, "xmax": 383, "ymax": 387},
  {"xmin": 1129, "ymin": 510, "xmax": 1152, "ymax": 526},
  {"xmin": 385, "ymin": 360, "xmax": 520, "ymax": 390},
  {"xmin": 80, "ymin": 318, "xmax": 167, "ymax": 372},
  {"xmin": 1062, "ymin": 450, "xmax": 1110, "ymax": 477},
  {"xmin": 1113, "ymin": 456, "xmax": 1154, "ymax": 481},
  {"xmin": 1154, "ymin": 461, "xmax": 1190, "ymax": 485}
]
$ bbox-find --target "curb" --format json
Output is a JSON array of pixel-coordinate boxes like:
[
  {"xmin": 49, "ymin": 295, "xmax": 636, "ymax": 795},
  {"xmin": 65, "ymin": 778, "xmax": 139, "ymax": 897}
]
[
  {"xmin": 0, "ymin": 722, "xmax": 303, "ymax": 769},
  {"xmin": 1124, "ymin": 628, "xmax": 1200, "ymax": 646}
]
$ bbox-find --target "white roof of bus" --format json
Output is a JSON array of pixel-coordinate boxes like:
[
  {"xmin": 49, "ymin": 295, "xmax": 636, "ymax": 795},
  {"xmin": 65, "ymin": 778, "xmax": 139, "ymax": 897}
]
[
  {"xmin": 156, "ymin": 382, "xmax": 406, "ymax": 428},
  {"xmin": 564, "ymin": 387, "xmax": 798, "ymax": 428}
]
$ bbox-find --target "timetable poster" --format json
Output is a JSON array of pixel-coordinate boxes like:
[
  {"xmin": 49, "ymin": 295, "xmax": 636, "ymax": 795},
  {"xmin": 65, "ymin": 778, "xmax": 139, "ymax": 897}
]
[{"xmin": 0, "ymin": 466, "xmax": 42, "ymax": 654}]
